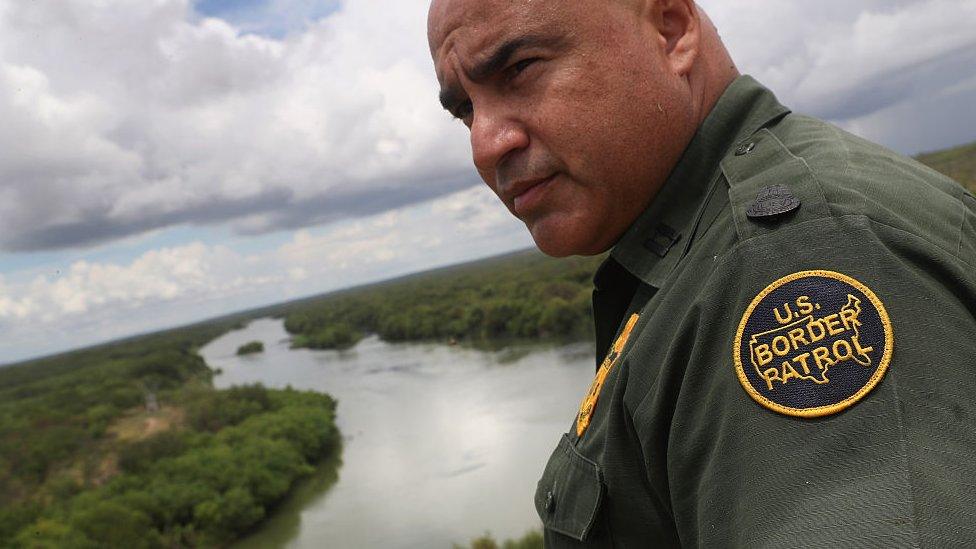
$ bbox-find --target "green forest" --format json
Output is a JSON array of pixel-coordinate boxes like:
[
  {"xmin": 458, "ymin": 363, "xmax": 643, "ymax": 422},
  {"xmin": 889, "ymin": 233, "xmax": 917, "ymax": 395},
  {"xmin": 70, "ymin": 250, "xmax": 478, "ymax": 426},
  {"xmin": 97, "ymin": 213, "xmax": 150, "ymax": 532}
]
[
  {"xmin": 281, "ymin": 251, "xmax": 604, "ymax": 350},
  {"xmin": 0, "ymin": 320, "xmax": 341, "ymax": 548}
]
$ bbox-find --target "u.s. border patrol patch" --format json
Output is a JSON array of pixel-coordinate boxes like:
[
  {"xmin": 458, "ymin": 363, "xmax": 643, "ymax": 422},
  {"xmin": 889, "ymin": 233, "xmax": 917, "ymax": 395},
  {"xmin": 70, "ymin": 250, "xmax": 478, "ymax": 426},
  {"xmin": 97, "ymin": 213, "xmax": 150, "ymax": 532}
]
[{"xmin": 733, "ymin": 270, "xmax": 893, "ymax": 418}]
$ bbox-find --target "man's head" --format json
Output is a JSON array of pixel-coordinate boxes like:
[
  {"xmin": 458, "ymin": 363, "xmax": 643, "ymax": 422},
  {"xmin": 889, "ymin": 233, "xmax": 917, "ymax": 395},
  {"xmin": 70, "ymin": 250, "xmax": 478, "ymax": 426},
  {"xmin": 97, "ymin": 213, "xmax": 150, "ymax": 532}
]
[{"xmin": 428, "ymin": 0, "xmax": 737, "ymax": 256}]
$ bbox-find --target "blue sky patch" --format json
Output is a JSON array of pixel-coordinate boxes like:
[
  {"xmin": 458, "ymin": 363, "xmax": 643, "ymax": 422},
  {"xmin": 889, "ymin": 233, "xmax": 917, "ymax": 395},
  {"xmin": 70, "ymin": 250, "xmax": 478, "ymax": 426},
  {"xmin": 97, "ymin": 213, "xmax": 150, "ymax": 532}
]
[{"xmin": 194, "ymin": 0, "xmax": 341, "ymax": 37}]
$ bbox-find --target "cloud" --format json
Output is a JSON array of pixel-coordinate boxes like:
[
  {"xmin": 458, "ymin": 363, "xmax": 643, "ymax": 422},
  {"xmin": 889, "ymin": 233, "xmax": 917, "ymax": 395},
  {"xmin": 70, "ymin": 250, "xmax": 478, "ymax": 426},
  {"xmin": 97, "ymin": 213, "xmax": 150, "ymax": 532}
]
[
  {"xmin": 0, "ymin": 237, "xmax": 290, "ymax": 363},
  {"xmin": 699, "ymin": 0, "xmax": 976, "ymax": 151},
  {"xmin": 1, "ymin": 0, "xmax": 974, "ymax": 255},
  {"xmin": 275, "ymin": 184, "xmax": 528, "ymax": 282},
  {"xmin": 0, "ymin": 184, "xmax": 524, "ymax": 326},
  {"xmin": 0, "ymin": 0, "xmax": 473, "ymax": 252},
  {"xmin": 0, "ymin": 184, "xmax": 530, "ymax": 363},
  {"xmin": 0, "ymin": 242, "xmax": 252, "ymax": 323}
]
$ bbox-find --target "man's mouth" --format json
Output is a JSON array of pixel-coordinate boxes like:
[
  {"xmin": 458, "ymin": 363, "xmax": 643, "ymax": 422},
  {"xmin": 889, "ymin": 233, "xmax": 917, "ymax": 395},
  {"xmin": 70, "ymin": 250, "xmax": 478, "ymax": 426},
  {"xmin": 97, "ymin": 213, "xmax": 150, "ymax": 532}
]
[{"xmin": 509, "ymin": 174, "xmax": 557, "ymax": 216}]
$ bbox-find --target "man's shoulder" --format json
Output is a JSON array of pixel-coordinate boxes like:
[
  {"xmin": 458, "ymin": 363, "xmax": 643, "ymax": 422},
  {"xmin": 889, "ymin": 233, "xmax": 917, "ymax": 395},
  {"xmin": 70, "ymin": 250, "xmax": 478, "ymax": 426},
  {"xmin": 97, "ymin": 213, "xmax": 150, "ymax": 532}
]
[
  {"xmin": 719, "ymin": 112, "xmax": 976, "ymax": 265},
  {"xmin": 773, "ymin": 112, "xmax": 968, "ymax": 206}
]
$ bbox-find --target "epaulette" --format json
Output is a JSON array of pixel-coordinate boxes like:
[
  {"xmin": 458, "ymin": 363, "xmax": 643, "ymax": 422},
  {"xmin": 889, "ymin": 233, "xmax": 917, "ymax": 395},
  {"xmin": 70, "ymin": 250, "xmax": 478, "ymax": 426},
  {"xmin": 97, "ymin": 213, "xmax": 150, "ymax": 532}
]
[{"xmin": 720, "ymin": 127, "xmax": 831, "ymax": 242}]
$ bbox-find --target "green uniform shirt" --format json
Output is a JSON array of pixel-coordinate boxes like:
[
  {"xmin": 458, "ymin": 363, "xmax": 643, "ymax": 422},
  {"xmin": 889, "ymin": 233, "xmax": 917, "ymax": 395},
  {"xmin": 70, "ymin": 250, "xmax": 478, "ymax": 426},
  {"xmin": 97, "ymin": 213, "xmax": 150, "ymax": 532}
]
[{"xmin": 535, "ymin": 75, "xmax": 976, "ymax": 548}]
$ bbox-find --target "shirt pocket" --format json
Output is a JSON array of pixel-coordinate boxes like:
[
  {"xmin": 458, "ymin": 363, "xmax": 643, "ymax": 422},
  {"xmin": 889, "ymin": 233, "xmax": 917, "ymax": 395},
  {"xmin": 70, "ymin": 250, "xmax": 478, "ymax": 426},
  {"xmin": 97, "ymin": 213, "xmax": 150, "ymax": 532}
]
[{"xmin": 534, "ymin": 432, "xmax": 605, "ymax": 542}]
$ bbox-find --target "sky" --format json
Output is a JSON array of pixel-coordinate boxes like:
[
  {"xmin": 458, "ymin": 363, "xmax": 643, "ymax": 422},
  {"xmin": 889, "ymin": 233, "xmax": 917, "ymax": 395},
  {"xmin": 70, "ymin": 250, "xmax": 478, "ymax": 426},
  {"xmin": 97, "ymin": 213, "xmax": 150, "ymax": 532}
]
[{"xmin": 1, "ymin": 0, "xmax": 975, "ymax": 364}]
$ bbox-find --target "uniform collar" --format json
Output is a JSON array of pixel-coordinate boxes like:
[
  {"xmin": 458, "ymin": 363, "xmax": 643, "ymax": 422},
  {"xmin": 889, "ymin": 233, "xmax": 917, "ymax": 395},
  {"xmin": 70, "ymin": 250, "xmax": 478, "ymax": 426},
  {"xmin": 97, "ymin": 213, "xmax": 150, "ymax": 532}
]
[{"xmin": 604, "ymin": 75, "xmax": 791, "ymax": 289}]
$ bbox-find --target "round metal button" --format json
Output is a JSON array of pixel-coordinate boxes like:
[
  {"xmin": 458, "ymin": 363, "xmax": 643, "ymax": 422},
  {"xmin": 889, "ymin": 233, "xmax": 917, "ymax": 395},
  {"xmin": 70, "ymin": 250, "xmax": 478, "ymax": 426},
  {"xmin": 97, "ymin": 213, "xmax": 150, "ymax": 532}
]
[
  {"xmin": 735, "ymin": 142, "xmax": 756, "ymax": 156},
  {"xmin": 544, "ymin": 490, "xmax": 555, "ymax": 513}
]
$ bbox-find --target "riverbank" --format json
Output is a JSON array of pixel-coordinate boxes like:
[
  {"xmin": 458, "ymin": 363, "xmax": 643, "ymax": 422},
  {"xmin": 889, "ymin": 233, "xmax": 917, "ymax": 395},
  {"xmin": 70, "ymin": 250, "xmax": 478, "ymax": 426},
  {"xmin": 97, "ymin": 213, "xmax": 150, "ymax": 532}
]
[
  {"xmin": 0, "ymin": 320, "xmax": 342, "ymax": 547},
  {"xmin": 202, "ymin": 318, "xmax": 594, "ymax": 548},
  {"xmin": 281, "ymin": 251, "xmax": 604, "ymax": 351}
]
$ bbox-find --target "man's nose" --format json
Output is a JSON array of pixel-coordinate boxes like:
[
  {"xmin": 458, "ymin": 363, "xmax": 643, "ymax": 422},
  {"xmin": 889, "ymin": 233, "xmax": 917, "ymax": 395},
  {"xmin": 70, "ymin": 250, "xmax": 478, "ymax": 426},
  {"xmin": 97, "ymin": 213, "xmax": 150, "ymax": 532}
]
[{"xmin": 470, "ymin": 105, "xmax": 529, "ymax": 180}]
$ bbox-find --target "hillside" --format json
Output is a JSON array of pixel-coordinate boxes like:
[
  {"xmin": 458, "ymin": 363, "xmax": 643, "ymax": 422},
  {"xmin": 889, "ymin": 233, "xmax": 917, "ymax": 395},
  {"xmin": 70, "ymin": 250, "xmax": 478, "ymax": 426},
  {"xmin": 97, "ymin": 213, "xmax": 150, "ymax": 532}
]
[{"xmin": 916, "ymin": 139, "xmax": 976, "ymax": 194}]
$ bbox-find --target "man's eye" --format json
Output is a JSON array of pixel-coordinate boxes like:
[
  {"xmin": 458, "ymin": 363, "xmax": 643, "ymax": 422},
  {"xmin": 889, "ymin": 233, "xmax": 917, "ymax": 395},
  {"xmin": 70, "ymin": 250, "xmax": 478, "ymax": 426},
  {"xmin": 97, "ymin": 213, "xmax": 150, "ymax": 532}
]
[{"xmin": 510, "ymin": 58, "xmax": 539, "ymax": 77}]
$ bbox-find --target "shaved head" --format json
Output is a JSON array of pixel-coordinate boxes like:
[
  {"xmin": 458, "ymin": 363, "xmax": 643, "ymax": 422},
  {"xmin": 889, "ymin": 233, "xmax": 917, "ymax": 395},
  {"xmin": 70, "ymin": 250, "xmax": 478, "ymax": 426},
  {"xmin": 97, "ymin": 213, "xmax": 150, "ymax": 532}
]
[{"xmin": 427, "ymin": 0, "xmax": 737, "ymax": 256}]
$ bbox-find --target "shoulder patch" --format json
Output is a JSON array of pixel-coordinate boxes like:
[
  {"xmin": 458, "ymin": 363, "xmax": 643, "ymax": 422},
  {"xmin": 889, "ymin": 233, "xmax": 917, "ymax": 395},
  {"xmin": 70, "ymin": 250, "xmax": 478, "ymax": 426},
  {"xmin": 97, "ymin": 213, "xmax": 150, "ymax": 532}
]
[{"xmin": 733, "ymin": 270, "xmax": 893, "ymax": 418}]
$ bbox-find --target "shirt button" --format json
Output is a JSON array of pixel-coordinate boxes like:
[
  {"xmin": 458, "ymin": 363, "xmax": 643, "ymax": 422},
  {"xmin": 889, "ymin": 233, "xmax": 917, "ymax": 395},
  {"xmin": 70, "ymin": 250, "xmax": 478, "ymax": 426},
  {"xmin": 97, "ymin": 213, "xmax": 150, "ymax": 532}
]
[
  {"xmin": 545, "ymin": 490, "xmax": 555, "ymax": 513},
  {"xmin": 735, "ymin": 141, "xmax": 757, "ymax": 156}
]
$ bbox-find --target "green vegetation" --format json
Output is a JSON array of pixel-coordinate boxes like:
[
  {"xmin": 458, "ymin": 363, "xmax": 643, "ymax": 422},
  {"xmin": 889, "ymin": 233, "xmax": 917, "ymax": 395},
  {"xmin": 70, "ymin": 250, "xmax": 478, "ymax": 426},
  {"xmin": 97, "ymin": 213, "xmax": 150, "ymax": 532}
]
[
  {"xmin": 289, "ymin": 322, "xmax": 360, "ymax": 351},
  {"xmin": 916, "ymin": 139, "xmax": 976, "ymax": 194},
  {"xmin": 282, "ymin": 250, "xmax": 604, "ymax": 350},
  {"xmin": 454, "ymin": 529, "xmax": 544, "ymax": 549},
  {"xmin": 0, "ymin": 320, "xmax": 341, "ymax": 548},
  {"xmin": 0, "ymin": 250, "xmax": 599, "ymax": 547},
  {"xmin": 236, "ymin": 341, "xmax": 265, "ymax": 355}
]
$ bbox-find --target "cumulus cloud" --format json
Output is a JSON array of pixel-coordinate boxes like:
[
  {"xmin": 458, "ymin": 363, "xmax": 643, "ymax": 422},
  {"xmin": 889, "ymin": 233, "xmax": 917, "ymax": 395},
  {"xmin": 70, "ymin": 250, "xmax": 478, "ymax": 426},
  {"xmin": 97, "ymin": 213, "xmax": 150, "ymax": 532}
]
[
  {"xmin": 0, "ymin": 184, "xmax": 530, "ymax": 362},
  {"xmin": 277, "ymin": 184, "xmax": 527, "ymax": 277},
  {"xmin": 1, "ymin": 0, "xmax": 974, "ymax": 254},
  {"xmin": 0, "ymin": 0, "xmax": 473, "ymax": 253},
  {"xmin": 699, "ymin": 0, "xmax": 976, "ymax": 152},
  {"xmin": 0, "ymin": 242, "xmax": 252, "ymax": 323},
  {"xmin": 0, "ymin": 185, "xmax": 523, "ymax": 325}
]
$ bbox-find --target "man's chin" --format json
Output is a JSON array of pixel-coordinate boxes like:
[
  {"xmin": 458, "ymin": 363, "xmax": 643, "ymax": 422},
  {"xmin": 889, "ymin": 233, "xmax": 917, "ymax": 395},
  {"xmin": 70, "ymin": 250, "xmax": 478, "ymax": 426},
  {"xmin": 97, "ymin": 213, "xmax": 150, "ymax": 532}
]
[{"xmin": 527, "ymin": 222, "xmax": 611, "ymax": 258}]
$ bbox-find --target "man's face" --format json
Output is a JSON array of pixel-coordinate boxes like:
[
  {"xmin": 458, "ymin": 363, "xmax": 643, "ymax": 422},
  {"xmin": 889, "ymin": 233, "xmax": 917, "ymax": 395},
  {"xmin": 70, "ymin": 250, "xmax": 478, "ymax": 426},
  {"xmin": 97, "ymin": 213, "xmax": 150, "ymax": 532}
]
[{"xmin": 428, "ymin": 0, "xmax": 694, "ymax": 256}]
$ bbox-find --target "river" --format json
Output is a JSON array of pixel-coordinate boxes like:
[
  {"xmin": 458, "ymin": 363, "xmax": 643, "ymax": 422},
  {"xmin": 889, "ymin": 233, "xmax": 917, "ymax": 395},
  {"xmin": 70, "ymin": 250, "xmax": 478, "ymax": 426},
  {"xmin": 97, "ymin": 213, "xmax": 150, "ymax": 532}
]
[{"xmin": 199, "ymin": 318, "xmax": 596, "ymax": 548}]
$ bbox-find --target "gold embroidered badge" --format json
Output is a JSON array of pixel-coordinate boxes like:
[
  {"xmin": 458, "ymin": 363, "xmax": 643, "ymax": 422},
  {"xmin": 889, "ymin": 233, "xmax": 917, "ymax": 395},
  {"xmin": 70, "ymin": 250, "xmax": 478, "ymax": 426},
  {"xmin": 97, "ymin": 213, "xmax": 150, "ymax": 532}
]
[
  {"xmin": 733, "ymin": 270, "xmax": 893, "ymax": 418},
  {"xmin": 576, "ymin": 313, "xmax": 640, "ymax": 437}
]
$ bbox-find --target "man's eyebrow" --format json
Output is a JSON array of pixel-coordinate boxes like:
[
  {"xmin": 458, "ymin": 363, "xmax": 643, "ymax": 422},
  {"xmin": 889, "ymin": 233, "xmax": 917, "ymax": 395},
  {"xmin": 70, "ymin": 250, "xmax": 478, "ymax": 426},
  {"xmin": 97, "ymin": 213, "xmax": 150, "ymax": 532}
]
[
  {"xmin": 469, "ymin": 34, "xmax": 557, "ymax": 80},
  {"xmin": 438, "ymin": 34, "xmax": 560, "ymax": 114}
]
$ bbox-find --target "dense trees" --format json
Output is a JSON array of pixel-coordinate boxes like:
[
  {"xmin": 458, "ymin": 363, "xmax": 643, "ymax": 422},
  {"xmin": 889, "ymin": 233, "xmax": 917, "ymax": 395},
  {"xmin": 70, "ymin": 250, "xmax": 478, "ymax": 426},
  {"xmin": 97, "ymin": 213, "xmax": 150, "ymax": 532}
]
[
  {"xmin": 0, "ymin": 320, "xmax": 341, "ymax": 548},
  {"xmin": 236, "ymin": 341, "xmax": 264, "ymax": 355},
  {"xmin": 3, "ymin": 385, "xmax": 339, "ymax": 548},
  {"xmin": 282, "ymin": 250, "xmax": 604, "ymax": 350}
]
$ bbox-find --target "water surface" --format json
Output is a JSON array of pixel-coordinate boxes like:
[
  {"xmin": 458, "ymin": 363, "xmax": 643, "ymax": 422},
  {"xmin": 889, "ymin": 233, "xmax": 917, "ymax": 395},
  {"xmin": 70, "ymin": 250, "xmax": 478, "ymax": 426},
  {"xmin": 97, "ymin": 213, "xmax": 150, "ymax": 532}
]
[{"xmin": 200, "ymin": 318, "xmax": 595, "ymax": 548}]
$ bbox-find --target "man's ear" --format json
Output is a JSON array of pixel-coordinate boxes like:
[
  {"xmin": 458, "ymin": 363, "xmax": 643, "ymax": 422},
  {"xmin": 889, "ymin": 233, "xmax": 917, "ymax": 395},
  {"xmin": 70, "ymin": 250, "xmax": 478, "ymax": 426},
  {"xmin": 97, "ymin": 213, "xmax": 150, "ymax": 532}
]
[{"xmin": 648, "ymin": 0, "xmax": 700, "ymax": 76}]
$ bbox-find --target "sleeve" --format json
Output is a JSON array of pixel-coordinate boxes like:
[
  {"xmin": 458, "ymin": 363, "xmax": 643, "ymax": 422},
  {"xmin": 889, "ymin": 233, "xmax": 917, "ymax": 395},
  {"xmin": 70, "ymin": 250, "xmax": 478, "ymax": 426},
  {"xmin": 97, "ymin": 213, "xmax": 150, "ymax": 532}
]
[{"xmin": 651, "ymin": 212, "xmax": 976, "ymax": 548}]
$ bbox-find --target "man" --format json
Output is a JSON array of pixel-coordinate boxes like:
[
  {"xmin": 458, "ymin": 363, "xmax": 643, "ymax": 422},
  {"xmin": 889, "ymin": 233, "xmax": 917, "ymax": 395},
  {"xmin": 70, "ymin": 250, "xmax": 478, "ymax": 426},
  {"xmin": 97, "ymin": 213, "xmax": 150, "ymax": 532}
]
[{"xmin": 429, "ymin": 0, "xmax": 976, "ymax": 546}]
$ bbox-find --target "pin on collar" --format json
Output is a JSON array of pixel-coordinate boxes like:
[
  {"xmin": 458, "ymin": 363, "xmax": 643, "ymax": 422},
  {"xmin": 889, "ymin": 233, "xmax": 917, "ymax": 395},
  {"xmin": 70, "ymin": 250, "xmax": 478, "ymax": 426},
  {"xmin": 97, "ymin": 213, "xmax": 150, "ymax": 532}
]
[{"xmin": 746, "ymin": 185, "xmax": 801, "ymax": 219}]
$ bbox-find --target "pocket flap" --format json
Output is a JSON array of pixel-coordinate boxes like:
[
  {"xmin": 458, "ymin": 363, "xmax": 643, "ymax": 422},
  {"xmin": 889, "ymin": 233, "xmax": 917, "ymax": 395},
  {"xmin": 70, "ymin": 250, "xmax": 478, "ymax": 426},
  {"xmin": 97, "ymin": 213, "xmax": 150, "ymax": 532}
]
[{"xmin": 534, "ymin": 433, "xmax": 605, "ymax": 541}]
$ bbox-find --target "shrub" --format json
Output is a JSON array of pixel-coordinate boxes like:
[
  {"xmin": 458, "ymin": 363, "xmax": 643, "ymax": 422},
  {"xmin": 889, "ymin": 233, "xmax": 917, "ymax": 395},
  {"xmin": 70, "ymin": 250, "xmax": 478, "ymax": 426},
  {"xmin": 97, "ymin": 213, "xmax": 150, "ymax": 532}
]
[{"xmin": 236, "ymin": 341, "xmax": 264, "ymax": 355}]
